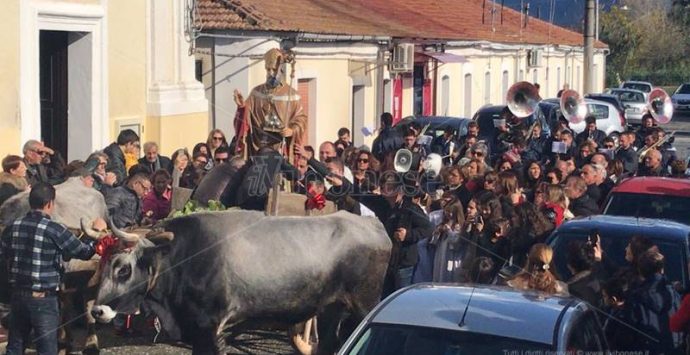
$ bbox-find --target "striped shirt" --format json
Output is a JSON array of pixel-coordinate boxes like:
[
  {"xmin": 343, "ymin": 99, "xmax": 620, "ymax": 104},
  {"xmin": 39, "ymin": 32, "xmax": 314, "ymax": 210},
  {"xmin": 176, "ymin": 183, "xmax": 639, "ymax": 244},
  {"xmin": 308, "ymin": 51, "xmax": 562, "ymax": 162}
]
[{"xmin": 0, "ymin": 210, "xmax": 95, "ymax": 292}]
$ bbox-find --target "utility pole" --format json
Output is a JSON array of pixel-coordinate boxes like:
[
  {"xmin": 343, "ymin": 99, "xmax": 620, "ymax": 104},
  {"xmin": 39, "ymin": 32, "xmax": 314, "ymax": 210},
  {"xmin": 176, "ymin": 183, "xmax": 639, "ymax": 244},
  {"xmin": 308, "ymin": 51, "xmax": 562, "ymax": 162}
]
[{"xmin": 583, "ymin": 0, "xmax": 595, "ymax": 94}]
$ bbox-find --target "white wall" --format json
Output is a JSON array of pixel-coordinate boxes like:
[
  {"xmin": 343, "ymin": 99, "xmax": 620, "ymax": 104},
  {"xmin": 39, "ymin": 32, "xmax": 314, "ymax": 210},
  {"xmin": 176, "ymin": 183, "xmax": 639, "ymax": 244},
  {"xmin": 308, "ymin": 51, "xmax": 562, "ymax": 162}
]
[{"xmin": 199, "ymin": 35, "xmax": 607, "ymax": 149}]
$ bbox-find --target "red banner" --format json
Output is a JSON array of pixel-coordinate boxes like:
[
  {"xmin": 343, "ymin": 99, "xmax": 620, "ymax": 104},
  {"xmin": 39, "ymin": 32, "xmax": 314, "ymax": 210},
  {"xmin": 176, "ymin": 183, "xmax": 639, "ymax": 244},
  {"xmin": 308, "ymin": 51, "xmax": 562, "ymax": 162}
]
[
  {"xmin": 423, "ymin": 78, "xmax": 432, "ymax": 116},
  {"xmin": 392, "ymin": 76, "xmax": 403, "ymax": 125}
]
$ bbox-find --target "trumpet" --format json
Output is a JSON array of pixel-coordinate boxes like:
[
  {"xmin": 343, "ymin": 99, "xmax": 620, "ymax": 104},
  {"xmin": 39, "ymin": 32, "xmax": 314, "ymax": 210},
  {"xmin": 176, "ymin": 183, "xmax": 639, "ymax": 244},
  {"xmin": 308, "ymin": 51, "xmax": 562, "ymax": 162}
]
[{"xmin": 638, "ymin": 130, "xmax": 676, "ymax": 164}]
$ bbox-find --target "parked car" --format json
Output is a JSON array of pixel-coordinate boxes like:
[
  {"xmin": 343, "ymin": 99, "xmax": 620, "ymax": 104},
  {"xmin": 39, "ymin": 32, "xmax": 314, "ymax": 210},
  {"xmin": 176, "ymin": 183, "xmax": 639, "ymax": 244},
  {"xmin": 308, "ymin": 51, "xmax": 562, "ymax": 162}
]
[
  {"xmin": 584, "ymin": 93, "xmax": 626, "ymax": 118},
  {"xmin": 605, "ymin": 88, "xmax": 647, "ymax": 125},
  {"xmin": 547, "ymin": 215, "xmax": 690, "ymax": 289},
  {"xmin": 540, "ymin": 98, "xmax": 626, "ymax": 142},
  {"xmin": 338, "ymin": 284, "xmax": 608, "ymax": 355},
  {"xmin": 396, "ymin": 115, "xmax": 472, "ymax": 139},
  {"xmin": 620, "ymin": 81, "xmax": 653, "ymax": 98},
  {"xmin": 672, "ymin": 83, "xmax": 690, "ymax": 113},
  {"xmin": 602, "ymin": 177, "xmax": 690, "ymax": 225}
]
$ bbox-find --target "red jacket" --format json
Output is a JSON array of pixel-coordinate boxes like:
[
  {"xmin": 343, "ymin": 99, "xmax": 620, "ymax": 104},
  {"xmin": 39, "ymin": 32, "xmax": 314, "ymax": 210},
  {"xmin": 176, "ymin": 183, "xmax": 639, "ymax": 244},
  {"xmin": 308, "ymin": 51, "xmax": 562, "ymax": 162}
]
[
  {"xmin": 142, "ymin": 189, "xmax": 172, "ymax": 222},
  {"xmin": 543, "ymin": 202, "xmax": 564, "ymax": 227},
  {"xmin": 670, "ymin": 293, "xmax": 690, "ymax": 332}
]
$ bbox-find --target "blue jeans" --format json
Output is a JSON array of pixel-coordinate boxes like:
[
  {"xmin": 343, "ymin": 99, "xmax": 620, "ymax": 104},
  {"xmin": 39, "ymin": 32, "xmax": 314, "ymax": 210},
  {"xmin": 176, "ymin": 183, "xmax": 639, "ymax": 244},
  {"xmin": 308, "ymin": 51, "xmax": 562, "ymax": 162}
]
[{"xmin": 6, "ymin": 294, "xmax": 59, "ymax": 355}]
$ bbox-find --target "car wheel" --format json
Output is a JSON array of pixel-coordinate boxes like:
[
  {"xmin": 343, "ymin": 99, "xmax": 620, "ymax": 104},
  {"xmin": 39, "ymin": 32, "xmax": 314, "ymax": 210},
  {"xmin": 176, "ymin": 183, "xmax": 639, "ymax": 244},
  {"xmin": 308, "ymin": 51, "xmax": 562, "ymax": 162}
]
[{"xmin": 609, "ymin": 132, "xmax": 620, "ymax": 146}]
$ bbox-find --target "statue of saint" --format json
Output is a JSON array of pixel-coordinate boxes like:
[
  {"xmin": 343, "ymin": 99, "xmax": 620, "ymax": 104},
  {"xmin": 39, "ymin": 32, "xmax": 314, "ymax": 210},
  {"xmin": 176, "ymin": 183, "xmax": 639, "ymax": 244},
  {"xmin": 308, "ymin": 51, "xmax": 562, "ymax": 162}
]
[{"xmin": 233, "ymin": 48, "xmax": 307, "ymax": 164}]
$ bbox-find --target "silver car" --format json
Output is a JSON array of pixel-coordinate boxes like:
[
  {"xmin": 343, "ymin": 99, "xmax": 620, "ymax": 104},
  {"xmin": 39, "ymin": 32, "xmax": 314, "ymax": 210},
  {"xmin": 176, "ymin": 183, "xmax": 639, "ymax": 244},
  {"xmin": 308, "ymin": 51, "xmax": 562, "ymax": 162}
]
[
  {"xmin": 620, "ymin": 81, "xmax": 653, "ymax": 99},
  {"xmin": 606, "ymin": 88, "xmax": 647, "ymax": 125},
  {"xmin": 338, "ymin": 284, "xmax": 608, "ymax": 354},
  {"xmin": 672, "ymin": 83, "xmax": 690, "ymax": 113}
]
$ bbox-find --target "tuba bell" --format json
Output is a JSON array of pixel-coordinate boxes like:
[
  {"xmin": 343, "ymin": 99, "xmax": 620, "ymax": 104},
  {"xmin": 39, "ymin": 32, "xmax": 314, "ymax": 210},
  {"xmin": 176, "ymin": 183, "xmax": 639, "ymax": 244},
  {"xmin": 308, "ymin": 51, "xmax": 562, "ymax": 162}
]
[
  {"xmin": 506, "ymin": 81, "xmax": 542, "ymax": 118},
  {"xmin": 559, "ymin": 89, "xmax": 588, "ymax": 124},
  {"xmin": 647, "ymin": 88, "xmax": 674, "ymax": 124}
]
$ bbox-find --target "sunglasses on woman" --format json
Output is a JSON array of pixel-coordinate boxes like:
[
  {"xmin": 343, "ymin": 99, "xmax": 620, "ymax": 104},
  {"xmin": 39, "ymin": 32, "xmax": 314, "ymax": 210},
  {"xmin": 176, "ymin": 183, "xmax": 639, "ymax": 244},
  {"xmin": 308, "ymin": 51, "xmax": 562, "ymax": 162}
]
[{"xmin": 357, "ymin": 158, "xmax": 369, "ymax": 163}]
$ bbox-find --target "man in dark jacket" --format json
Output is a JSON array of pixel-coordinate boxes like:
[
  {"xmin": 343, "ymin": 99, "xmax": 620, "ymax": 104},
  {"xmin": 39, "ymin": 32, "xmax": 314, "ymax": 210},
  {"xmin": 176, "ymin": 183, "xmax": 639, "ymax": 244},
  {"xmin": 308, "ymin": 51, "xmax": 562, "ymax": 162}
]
[
  {"xmin": 615, "ymin": 131, "xmax": 638, "ymax": 176},
  {"xmin": 637, "ymin": 149, "xmax": 668, "ymax": 177},
  {"xmin": 381, "ymin": 175, "xmax": 433, "ymax": 297},
  {"xmin": 22, "ymin": 140, "xmax": 52, "ymax": 187},
  {"xmin": 138, "ymin": 142, "xmax": 172, "ymax": 174},
  {"xmin": 372, "ymin": 112, "xmax": 403, "ymax": 163},
  {"xmin": 105, "ymin": 173, "xmax": 150, "ymax": 228},
  {"xmin": 580, "ymin": 164, "xmax": 602, "ymax": 206},
  {"xmin": 565, "ymin": 176, "xmax": 599, "ymax": 217},
  {"xmin": 625, "ymin": 250, "xmax": 683, "ymax": 354},
  {"xmin": 576, "ymin": 115, "xmax": 607, "ymax": 148},
  {"xmin": 635, "ymin": 114, "xmax": 656, "ymax": 150},
  {"xmin": 104, "ymin": 129, "xmax": 140, "ymax": 186}
]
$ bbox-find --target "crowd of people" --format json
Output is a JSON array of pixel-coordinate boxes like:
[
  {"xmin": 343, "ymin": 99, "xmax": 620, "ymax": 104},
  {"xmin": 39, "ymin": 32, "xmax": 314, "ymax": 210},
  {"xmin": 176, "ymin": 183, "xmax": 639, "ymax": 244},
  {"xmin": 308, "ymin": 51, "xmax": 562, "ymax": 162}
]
[{"xmin": 0, "ymin": 105, "xmax": 689, "ymax": 353}]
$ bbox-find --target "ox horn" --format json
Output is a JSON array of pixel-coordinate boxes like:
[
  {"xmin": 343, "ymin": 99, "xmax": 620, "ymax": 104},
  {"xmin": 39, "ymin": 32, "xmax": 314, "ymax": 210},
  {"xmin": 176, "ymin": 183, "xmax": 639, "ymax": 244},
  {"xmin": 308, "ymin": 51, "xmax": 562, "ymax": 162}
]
[
  {"xmin": 145, "ymin": 230, "xmax": 175, "ymax": 244},
  {"xmin": 80, "ymin": 218, "xmax": 102, "ymax": 239},
  {"xmin": 109, "ymin": 218, "xmax": 141, "ymax": 243}
]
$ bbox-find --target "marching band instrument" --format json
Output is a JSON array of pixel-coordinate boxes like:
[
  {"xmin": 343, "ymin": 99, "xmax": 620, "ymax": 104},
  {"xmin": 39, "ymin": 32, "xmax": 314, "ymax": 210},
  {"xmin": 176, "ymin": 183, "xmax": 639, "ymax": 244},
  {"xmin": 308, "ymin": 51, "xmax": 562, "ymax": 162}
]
[
  {"xmin": 647, "ymin": 88, "xmax": 674, "ymax": 124},
  {"xmin": 506, "ymin": 81, "xmax": 542, "ymax": 118},
  {"xmin": 559, "ymin": 89, "xmax": 588, "ymax": 124},
  {"xmin": 638, "ymin": 130, "xmax": 676, "ymax": 164}
]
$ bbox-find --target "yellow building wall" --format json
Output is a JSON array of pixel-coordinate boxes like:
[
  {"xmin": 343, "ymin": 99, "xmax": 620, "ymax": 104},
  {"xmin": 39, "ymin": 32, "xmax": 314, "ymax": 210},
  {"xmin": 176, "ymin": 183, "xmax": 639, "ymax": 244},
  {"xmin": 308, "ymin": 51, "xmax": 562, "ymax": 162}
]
[
  {"xmin": 147, "ymin": 112, "xmax": 209, "ymax": 156},
  {"xmin": 107, "ymin": 0, "xmax": 146, "ymax": 143},
  {"xmin": 63, "ymin": 0, "xmax": 102, "ymax": 4},
  {"xmin": 361, "ymin": 74, "xmax": 378, "ymax": 148},
  {"xmin": 0, "ymin": 0, "xmax": 21, "ymax": 157},
  {"xmin": 248, "ymin": 57, "xmax": 355, "ymax": 148}
]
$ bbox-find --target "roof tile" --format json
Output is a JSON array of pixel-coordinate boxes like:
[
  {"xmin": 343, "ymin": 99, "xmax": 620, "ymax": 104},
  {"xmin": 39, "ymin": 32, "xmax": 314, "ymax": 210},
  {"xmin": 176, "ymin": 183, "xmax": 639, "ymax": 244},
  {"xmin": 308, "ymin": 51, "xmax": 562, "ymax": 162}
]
[{"xmin": 196, "ymin": 0, "xmax": 606, "ymax": 48}]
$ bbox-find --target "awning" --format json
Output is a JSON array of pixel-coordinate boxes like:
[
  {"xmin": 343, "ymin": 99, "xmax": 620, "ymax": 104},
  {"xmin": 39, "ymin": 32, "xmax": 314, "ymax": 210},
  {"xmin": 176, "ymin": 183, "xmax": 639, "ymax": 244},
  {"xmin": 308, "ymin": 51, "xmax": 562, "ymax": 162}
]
[{"xmin": 416, "ymin": 51, "xmax": 468, "ymax": 63}]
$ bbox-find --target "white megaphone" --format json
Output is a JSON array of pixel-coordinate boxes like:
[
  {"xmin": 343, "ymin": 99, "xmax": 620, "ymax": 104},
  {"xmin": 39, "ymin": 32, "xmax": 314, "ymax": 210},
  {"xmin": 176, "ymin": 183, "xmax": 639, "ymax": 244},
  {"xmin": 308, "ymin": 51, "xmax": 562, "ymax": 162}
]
[{"xmin": 394, "ymin": 149, "xmax": 413, "ymax": 173}]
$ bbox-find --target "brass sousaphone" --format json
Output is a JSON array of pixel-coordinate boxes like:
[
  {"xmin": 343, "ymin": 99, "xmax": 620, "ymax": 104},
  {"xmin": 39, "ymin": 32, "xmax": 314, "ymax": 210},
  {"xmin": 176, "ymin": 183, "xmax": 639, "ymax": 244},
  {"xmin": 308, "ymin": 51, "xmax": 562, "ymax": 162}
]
[
  {"xmin": 647, "ymin": 87, "xmax": 674, "ymax": 124},
  {"xmin": 506, "ymin": 81, "xmax": 542, "ymax": 118},
  {"xmin": 559, "ymin": 89, "xmax": 588, "ymax": 124}
]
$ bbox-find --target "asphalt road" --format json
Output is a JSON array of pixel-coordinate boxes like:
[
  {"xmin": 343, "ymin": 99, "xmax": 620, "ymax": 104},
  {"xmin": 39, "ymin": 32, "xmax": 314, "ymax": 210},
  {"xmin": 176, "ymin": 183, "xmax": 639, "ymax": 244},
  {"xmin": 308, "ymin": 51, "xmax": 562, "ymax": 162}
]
[
  {"xmin": 1, "ymin": 323, "xmax": 297, "ymax": 354},
  {"xmin": 662, "ymin": 112, "xmax": 690, "ymax": 162}
]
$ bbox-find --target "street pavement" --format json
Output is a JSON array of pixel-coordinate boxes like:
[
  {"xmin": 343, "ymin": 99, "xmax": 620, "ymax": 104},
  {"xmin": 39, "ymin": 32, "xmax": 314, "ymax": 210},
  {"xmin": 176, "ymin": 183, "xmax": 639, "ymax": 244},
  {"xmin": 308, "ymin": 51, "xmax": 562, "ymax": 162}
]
[{"xmin": 0, "ymin": 324, "xmax": 296, "ymax": 354}]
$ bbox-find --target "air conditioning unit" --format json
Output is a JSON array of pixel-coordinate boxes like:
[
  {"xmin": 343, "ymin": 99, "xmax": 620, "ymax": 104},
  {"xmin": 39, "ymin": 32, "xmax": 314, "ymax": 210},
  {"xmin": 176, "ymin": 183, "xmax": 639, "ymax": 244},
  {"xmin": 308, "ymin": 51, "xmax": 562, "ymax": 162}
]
[
  {"xmin": 528, "ymin": 49, "xmax": 543, "ymax": 67},
  {"xmin": 389, "ymin": 43, "xmax": 415, "ymax": 73}
]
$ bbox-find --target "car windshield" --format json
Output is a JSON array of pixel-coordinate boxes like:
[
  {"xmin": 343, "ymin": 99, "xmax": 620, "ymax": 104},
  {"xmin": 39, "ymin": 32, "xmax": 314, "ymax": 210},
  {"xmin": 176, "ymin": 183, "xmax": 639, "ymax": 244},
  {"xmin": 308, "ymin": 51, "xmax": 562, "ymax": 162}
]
[
  {"xmin": 604, "ymin": 192, "xmax": 690, "ymax": 225},
  {"xmin": 549, "ymin": 231, "xmax": 687, "ymax": 286},
  {"xmin": 676, "ymin": 84, "xmax": 690, "ymax": 95},
  {"xmin": 622, "ymin": 83, "xmax": 651, "ymax": 93},
  {"xmin": 346, "ymin": 324, "xmax": 552, "ymax": 355},
  {"xmin": 613, "ymin": 91, "xmax": 644, "ymax": 103}
]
